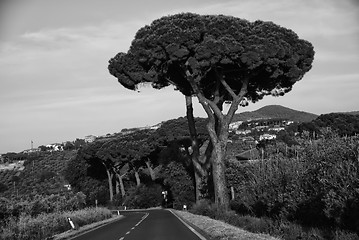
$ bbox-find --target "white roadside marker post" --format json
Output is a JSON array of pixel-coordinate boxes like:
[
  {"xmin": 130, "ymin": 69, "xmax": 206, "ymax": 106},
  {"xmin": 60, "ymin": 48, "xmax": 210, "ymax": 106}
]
[{"xmin": 67, "ymin": 217, "xmax": 78, "ymax": 230}]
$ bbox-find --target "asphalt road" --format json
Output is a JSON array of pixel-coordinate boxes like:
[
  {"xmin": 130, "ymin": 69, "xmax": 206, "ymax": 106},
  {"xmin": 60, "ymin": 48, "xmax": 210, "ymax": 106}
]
[{"xmin": 71, "ymin": 209, "xmax": 204, "ymax": 240}]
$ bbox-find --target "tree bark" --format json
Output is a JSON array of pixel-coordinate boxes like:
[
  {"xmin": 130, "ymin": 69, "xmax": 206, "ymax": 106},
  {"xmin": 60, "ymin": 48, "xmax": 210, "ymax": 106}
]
[
  {"xmin": 105, "ymin": 168, "xmax": 114, "ymax": 202},
  {"xmin": 134, "ymin": 170, "xmax": 141, "ymax": 186},
  {"xmin": 185, "ymin": 95, "xmax": 202, "ymax": 201},
  {"xmin": 211, "ymin": 130, "xmax": 230, "ymax": 210},
  {"xmin": 115, "ymin": 179, "xmax": 120, "ymax": 195},
  {"xmin": 116, "ymin": 173, "xmax": 126, "ymax": 197},
  {"xmin": 145, "ymin": 160, "xmax": 156, "ymax": 181}
]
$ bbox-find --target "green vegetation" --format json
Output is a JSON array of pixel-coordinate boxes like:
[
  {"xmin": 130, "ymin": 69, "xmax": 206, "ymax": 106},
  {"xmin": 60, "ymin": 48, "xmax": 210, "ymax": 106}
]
[
  {"xmin": 1, "ymin": 106, "xmax": 358, "ymax": 239},
  {"xmin": 1, "ymin": 207, "xmax": 111, "ymax": 240},
  {"xmin": 190, "ymin": 131, "xmax": 359, "ymax": 239},
  {"xmin": 298, "ymin": 113, "xmax": 359, "ymax": 137},
  {"xmin": 0, "ymin": 151, "xmax": 76, "ymax": 199}
]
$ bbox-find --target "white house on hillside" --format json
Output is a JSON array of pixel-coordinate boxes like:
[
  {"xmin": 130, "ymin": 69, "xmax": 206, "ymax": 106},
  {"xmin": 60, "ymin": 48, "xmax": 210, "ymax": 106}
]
[
  {"xmin": 229, "ymin": 121, "xmax": 243, "ymax": 130},
  {"xmin": 259, "ymin": 134, "xmax": 277, "ymax": 141},
  {"xmin": 46, "ymin": 144, "xmax": 63, "ymax": 151},
  {"xmin": 85, "ymin": 135, "xmax": 97, "ymax": 143}
]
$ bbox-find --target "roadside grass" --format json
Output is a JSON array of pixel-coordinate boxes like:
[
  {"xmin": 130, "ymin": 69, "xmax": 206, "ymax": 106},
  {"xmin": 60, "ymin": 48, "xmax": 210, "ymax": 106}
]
[
  {"xmin": 174, "ymin": 210, "xmax": 279, "ymax": 240},
  {"xmin": 0, "ymin": 207, "xmax": 112, "ymax": 240}
]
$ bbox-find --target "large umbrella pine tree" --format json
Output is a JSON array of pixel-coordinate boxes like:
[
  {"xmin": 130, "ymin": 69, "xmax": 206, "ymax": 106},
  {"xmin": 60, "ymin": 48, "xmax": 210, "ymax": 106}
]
[{"xmin": 108, "ymin": 13, "xmax": 314, "ymax": 209}]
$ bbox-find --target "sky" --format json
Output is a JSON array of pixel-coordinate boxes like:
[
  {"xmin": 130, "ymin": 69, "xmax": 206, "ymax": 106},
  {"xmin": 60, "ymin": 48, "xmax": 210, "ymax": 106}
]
[{"xmin": 0, "ymin": 0, "xmax": 358, "ymax": 153}]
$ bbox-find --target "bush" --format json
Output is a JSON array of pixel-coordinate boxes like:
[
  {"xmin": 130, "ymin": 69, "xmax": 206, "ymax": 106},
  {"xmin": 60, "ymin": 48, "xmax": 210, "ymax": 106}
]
[
  {"xmin": 159, "ymin": 161, "xmax": 195, "ymax": 209},
  {"xmin": 123, "ymin": 184, "xmax": 162, "ymax": 209},
  {"xmin": 227, "ymin": 132, "xmax": 359, "ymax": 235},
  {"xmin": 0, "ymin": 207, "xmax": 112, "ymax": 240},
  {"xmin": 297, "ymin": 132, "xmax": 359, "ymax": 230},
  {"xmin": 190, "ymin": 199, "xmax": 217, "ymax": 218}
]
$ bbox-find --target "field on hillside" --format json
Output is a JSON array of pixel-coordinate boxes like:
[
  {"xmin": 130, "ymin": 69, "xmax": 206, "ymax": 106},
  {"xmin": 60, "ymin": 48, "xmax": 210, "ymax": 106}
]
[{"xmin": 0, "ymin": 150, "xmax": 77, "ymax": 199}]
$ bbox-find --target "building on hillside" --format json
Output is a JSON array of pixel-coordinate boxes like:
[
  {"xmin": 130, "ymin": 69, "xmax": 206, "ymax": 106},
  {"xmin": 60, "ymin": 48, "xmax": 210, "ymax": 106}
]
[
  {"xmin": 285, "ymin": 120, "xmax": 294, "ymax": 125},
  {"xmin": 255, "ymin": 125, "xmax": 269, "ymax": 130},
  {"xmin": 46, "ymin": 144, "xmax": 63, "ymax": 152},
  {"xmin": 235, "ymin": 129, "xmax": 252, "ymax": 135},
  {"xmin": 238, "ymin": 136, "xmax": 256, "ymax": 143},
  {"xmin": 229, "ymin": 121, "xmax": 243, "ymax": 130},
  {"xmin": 85, "ymin": 135, "xmax": 97, "ymax": 143},
  {"xmin": 268, "ymin": 127, "xmax": 285, "ymax": 132},
  {"xmin": 149, "ymin": 123, "xmax": 162, "ymax": 130},
  {"xmin": 259, "ymin": 134, "xmax": 277, "ymax": 141},
  {"xmin": 22, "ymin": 148, "xmax": 41, "ymax": 154}
]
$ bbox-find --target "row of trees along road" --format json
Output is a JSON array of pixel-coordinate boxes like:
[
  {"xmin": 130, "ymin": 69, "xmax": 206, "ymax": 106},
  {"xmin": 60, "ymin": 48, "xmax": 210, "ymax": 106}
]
[
  {"xmin": 65, "ymin": 117, "xmax": 208, "ymax": 204},
  {"xmin": 108, "ymin": 13, "xmax": 314, "ymax": 210}
]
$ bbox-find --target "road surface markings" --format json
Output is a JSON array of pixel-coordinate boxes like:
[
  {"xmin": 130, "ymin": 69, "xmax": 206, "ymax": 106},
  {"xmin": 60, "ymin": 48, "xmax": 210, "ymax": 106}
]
[
  {"xmin": 168, "ymin": 209, "xmax": 207, "ymax": 240},
  {"xmin": 119, "ymin": 212, "xmax": 149, "ymax": 240}
]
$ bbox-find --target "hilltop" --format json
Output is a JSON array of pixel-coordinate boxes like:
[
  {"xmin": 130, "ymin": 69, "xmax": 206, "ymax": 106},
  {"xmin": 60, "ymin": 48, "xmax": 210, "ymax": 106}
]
[
  {"xmin": 232, "ymin": 105, "xmax": 318, "ymax": 123},
  {"xmin": 342, "ymin": 111, "xmax": 359, "ymax": 115}
]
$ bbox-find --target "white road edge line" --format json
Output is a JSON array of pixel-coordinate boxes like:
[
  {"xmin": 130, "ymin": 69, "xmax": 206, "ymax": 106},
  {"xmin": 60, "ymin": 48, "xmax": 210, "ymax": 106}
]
[{"xmin": 168, "ymin": 209, "xmax": 207, "ymax": 240}]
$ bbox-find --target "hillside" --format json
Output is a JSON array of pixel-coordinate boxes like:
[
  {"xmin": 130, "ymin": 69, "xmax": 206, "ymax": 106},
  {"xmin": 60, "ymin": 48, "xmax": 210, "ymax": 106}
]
[
  {"xmin": 232, "ymin": 105, "xmax": 318, "ymax": 123},
  {"xmin": 0, "ymin": 150, "xmax": 77, "ymax": 199},
  {"xmin": 300, "ymin": 112, "xmax": 359, "ymax": 136}
]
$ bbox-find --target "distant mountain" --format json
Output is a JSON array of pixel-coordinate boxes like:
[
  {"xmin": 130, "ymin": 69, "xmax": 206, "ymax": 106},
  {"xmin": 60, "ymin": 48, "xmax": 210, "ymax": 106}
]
[{"xmin": 232, "ymin": 105, "xmax": 318, "ymax": 123}]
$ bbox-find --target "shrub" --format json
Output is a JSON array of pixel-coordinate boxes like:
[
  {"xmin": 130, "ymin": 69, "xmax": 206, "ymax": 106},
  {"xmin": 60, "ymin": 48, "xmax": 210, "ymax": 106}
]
[
  {"xmin": 297, "ymin": 133, "xmax": 359, "ymax": 230},
  {"xmin": 227, "ymin": 132, "xmax": 359, "ymax": 234},
  {"xmin": 0, "ymin": 207, "xmax": 112, "ymax": 240},
  {"xmin": 123, "ymin": 184, "xmax": 162, "ymax": 209},
  {"xmin": 190, "ymin": 199, "xmax": 217, "ymax": 218},
  {"xmin": 159, "ymin": 161, "xmax": 195, "ymax": 209}
]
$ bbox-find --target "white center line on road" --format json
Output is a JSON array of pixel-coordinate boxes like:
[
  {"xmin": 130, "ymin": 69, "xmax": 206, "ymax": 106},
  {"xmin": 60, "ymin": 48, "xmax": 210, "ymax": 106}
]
[{"xmin": 118, "ymin": 212, "xmax": 149, "ymax": 240}]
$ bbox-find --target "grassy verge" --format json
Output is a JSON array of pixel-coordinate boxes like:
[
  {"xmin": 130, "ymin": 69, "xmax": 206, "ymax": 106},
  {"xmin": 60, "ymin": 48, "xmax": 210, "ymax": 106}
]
[
  {"xmin": 174, "ymin": 210, "xmax": 279, "ymax": 240},
  {"xmin": 0, "ymin": 207, "xmax": 112, "ymax": 240}
]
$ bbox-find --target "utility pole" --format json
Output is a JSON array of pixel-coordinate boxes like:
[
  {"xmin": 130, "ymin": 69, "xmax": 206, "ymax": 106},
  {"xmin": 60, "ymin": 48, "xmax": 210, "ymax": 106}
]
[{"xmin": 31, "ymin": 140, "xmax": 33, "ymax": 150}]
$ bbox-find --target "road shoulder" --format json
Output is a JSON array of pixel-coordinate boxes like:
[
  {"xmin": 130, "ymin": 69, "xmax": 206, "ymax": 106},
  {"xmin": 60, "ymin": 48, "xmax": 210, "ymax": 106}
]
[
  {"xmin": 53, "ymin": 215, "xmax": 124, "ymax": 240},
  {"xmin": 172, "ymin": 210, "xmax": 279, "ymax": 240},
  {"xmin": 169, "ymin": 209, "xmax": 213, "ymax": 240}
]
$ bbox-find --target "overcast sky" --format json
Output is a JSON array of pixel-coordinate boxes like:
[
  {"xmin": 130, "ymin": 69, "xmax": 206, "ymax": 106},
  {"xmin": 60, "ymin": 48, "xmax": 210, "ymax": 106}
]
[{"xmin": 0, "ymin": 0, "xmax": 358, "ymax": 153}]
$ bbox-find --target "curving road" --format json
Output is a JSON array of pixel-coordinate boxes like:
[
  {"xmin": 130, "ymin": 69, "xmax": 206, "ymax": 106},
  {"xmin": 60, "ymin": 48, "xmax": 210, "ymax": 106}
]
[{"xmin": 71, "ymin": 209, "xmax": 205, "ymax": 240}]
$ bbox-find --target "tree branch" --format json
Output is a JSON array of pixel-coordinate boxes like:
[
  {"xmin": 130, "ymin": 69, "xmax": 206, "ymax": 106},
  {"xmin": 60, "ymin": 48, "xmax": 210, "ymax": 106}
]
[
  {"xmin": 225, "ymin": 77, "xmax": 249, "ymax": 123},
  {"xmin": 185, "ymin": 70, "xmax": 224, "ymax": 121}
]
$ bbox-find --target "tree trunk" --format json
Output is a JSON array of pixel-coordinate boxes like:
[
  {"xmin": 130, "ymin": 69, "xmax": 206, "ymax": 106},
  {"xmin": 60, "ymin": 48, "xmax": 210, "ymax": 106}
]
[
  {"xmin": 212, "ymin": 140, "xmax": 229, "ymax": 210},
  {"xmin": 185, "ymin": 95, "xmax": 202, "ymax": 202},
  {"xmin": 145, "ymin": 160, "xmax": 156, "ymax": 181},
  {"xmin": 115, "ymin": 179, "xmax": 120, "ymax": 195},
  {"xmin": 101, "ymin": 161, "xmax": 114, "ymax": 202},
  {"xmin": 105, "ymin": 168, "xmax": 114, "ymax": 202},
  {"xmin": 116, "ymin": 173, "xmax": 126, "ymax": 197},
  {"xmin": 134, "ymin": 170, "xmax": 141, "ymax": 186},
  {"xmin": 185, "ymin": 67, "xmax": 248, "ymax": 211}
]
